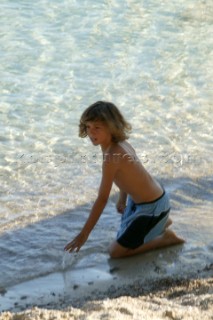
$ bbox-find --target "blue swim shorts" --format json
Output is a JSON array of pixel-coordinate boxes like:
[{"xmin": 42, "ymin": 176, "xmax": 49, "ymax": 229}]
[{"xmin": 116, "ymin": 190, "xmax": 170, "ymax": 249}]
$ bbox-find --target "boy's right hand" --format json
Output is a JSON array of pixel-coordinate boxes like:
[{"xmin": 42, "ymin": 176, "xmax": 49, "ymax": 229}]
[{"xmin": 64, "ymin": 231, "xmax": 88, "ymax": 253}]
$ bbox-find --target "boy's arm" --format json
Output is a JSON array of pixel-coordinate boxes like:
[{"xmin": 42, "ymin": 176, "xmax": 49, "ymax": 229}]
[
  {"xmin": 116, "ymin": 189, "xmax": 127, "ymax": 213},
  {"xmin": 64, "ymin": 159, "xmax": 117, "ymax": 253},
  {"xmin": 119, "ymin": 189, "xmax": 127, "ymax": 201}
]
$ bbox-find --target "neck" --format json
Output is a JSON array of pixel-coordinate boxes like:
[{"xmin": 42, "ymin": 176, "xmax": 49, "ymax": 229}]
[{"xmin": 101, "ymin": 142, "xmax": 113, "ymax": 153}]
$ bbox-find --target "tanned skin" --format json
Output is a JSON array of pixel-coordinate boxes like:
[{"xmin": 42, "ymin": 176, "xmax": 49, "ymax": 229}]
[{"xmin": 64, "ymin": 121, "xmax": 184, "ymax": 258}]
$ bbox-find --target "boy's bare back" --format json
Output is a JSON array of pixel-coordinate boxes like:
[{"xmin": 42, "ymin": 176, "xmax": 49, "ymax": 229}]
[{"xmin": 105, "ymin": 141, "xmax": 163, "ymax": 203}]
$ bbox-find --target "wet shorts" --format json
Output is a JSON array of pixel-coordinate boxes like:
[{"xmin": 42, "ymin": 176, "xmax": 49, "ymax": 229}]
[{"xmin": 116, "ymin": 190, "xmax": 170, "ymax": 249}]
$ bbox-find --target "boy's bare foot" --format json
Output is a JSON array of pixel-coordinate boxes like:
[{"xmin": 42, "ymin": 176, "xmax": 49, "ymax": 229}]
[
  {"xmin": 165, "ymin": 218, "xmax": 173, "ymax": 229},
  {"xmin": 161, "ymin": 229, "xmax": 185, "ymax": 247}
]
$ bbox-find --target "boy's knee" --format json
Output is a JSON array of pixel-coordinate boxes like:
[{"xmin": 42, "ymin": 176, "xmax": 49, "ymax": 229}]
[
  {"xmin": 108, "ymin": 244, "xmax": 116, "ymax": 258},
  {"xmin": 108, "ymin": 241, "xmax": 126, "ymax": 259},
  {"xmin": 108, "ymin": 247, "xmax": 119, "ymax": 259}
]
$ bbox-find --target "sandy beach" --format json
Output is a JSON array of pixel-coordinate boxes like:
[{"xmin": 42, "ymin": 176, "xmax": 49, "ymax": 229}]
[
  {"xmin": 1, "ymin": 177, "xmax": 213, "ymax": 320},
  {"xmin": 0, "ymin": 252, "xmax": 212, "ymax": 320},
  {"xmin": 0, "ymin": 266, "xmax": 212, "ymax": 320}
]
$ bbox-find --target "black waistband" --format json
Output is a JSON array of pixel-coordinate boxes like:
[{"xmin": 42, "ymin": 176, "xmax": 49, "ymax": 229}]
[{"xmin": 135, "ymin": 189, "xmax": 166, "ymax": 205}]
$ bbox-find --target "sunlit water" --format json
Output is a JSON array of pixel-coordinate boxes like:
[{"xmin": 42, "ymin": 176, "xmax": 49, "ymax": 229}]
[{"xmin": 0, "ymin": 0, "xmax": 213, "ymax": 291}]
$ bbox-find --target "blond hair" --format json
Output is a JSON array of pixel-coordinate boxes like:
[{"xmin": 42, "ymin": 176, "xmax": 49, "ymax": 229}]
[{"xmin": 79, "ymin": 101, "xmax": 132, "ymax": 143}]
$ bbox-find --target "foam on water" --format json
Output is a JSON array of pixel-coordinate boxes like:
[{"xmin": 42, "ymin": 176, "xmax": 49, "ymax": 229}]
[{"xmin": 0, "ymin": 0, "xmax": 213, "ymax": 295}]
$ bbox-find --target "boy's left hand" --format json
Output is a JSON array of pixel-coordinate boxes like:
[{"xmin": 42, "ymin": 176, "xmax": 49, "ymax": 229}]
[
  {"xmin": 116, "ymin": 200, "xmax": 126, "ymax": 214},
  {"xmin": 64, "ymin": 232, "xmax": 88, "ymax": 253}
]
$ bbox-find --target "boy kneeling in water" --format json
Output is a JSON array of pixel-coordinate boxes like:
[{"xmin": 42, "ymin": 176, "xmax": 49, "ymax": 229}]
[{"xmin": 64, "ymin": 101, "xmax": 184, "ymax": 258}]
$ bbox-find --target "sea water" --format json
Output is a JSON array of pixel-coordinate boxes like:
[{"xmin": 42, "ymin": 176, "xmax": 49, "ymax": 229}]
[{"xmin": 0, "ymin": 0, "xmax": 213, "ymax": 299}]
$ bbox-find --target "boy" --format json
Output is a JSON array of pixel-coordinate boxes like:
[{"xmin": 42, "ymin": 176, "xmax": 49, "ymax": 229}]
[{"xmin": 64, "ymin": 101, "xmax": 184, "ymax": 258}]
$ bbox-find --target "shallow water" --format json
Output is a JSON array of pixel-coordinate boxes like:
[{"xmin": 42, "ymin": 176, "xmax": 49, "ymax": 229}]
[{"xmin": 0, "ymin": 0, "xmax": 213, "ymax": 299}]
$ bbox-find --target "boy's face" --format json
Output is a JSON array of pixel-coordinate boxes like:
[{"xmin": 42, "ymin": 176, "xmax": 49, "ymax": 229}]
[{"xmin": 85, "ymin": 121, "xmax": 112, "ymax": 148}]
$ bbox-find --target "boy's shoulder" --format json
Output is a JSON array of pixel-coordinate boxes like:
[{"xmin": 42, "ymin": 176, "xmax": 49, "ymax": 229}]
[
  {"xmin": 104, "ymin": 141, "xmax": 136, "ymax": 164},
  {"xmin": 114, "ymin": 140, "xmax": 135, "ymax": 155},
  {"xmin": 106, "ymin": 142, "xmax": 127, "ymax": 157}
]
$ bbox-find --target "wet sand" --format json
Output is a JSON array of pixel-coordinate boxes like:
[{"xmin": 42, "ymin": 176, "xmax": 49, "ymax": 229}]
[
  {"xmin": 0, "ymin": 176, "xmax": 212, "ymax": 319},
  {"xmin": 0, "ymin": 266, "xmax": 212, "ymax": 320},
  {"xmin": 0, "ymin": 246, "xmax": 212, "ymax": 320}
]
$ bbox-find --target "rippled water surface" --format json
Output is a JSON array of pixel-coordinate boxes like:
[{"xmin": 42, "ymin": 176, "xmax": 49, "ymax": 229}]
[{"xmin": 0, "ymin": 0, "xmax": 212, "ymax": 290}]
